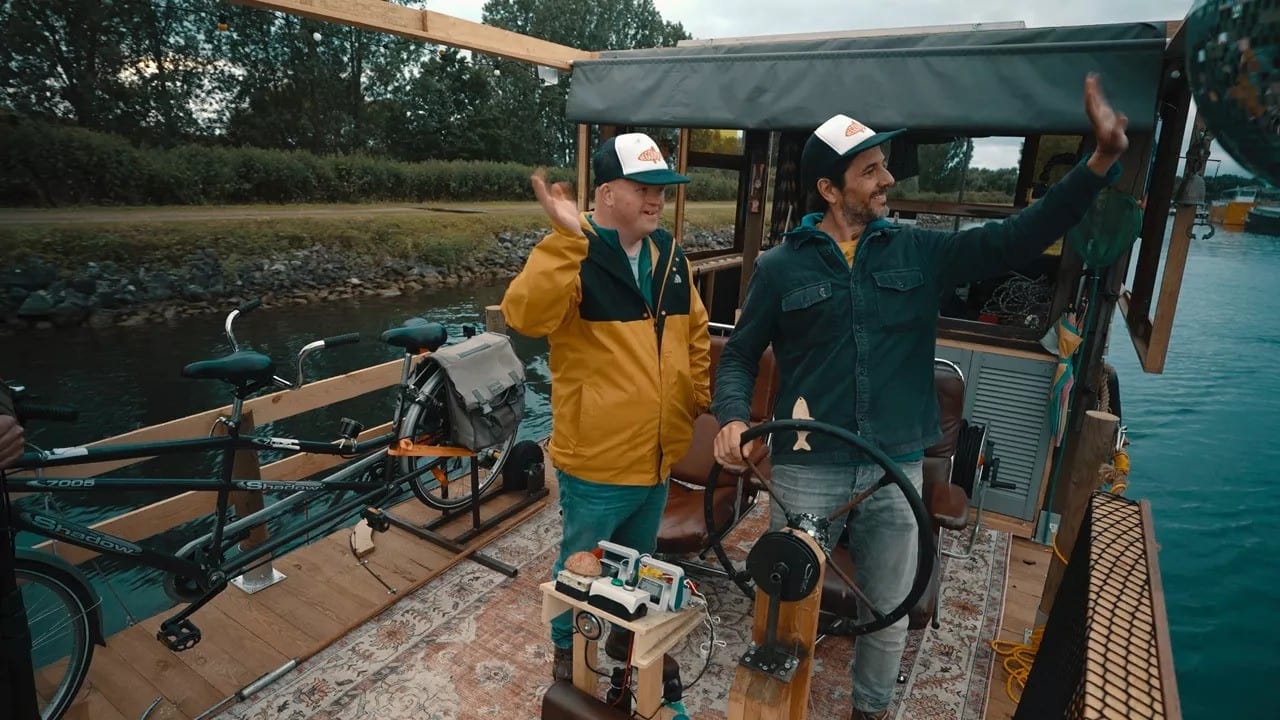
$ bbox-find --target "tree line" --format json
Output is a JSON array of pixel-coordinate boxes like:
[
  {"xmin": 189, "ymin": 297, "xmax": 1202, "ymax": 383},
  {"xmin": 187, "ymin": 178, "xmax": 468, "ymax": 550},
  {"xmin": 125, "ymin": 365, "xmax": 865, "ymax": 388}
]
[{"xmin": 0, "ymin": 0, "xmax": 689, "ymax": 167}]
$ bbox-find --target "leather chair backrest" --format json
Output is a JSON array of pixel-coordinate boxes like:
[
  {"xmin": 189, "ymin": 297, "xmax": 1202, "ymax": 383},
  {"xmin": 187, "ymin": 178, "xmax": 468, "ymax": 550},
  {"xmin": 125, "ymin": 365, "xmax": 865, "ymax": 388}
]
[
  {"xmin": 708, "ymin": 333, "xmax": 780, "ymax": 423},
  {"xmin": 926, "ymin": 360, "xmax": 966, "ymax": 458}
]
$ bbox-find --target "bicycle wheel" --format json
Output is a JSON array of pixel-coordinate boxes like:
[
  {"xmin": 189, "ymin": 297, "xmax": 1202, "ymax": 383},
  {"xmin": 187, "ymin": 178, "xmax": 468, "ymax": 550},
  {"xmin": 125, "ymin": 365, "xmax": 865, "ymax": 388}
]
[
  {"xmin": 15, "ymin": 556, "xmax": 96, "ymax": 720},
  {"xmin": 395, "ymin": 369, "xmax": 518, "ymax": 512}
]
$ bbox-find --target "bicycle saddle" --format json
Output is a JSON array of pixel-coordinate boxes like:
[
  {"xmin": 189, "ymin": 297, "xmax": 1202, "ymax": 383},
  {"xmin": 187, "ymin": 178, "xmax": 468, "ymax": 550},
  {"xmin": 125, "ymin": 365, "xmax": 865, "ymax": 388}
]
[
  {"xmin": 181, "ymin": 350, "xmax": 276, "ymax": 385},
  {"xmin": 381, "ymin": 318, "xmax": 448, "ymax": 353}
]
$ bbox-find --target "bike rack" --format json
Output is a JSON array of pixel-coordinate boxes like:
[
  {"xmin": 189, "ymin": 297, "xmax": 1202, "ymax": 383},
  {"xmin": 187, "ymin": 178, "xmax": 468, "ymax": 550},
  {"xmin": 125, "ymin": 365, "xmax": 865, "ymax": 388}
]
[{"xmin": 379, "ymin": 439, "xmax": 549, "ymax": 577}]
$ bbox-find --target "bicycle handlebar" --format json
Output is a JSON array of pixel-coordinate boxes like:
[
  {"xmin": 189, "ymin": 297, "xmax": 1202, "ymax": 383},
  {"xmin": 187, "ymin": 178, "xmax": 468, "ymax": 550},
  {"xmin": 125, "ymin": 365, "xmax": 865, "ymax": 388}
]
[
  {"xmin": 285, "ymin": 333, "xmax": 362, "ymax": 390},
  {"xmin": 15, "ymin": 402, "xmax": 80, "ymax": 424},
  {"xmin": 322, "ymin": 333, "xmax": 361, "ymax": 348}
]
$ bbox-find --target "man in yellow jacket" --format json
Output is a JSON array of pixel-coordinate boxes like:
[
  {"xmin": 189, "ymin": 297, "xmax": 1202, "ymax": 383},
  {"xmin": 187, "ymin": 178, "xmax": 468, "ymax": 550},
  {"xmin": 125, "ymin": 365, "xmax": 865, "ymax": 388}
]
[{"xmin": 501, "ymin": 133, "xmax": 711, "ymax": 681}]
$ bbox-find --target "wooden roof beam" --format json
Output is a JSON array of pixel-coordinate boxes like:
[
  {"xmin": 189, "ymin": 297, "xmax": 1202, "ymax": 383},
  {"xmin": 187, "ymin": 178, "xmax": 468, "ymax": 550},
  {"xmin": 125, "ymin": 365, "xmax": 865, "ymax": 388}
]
[{"xmin": 228, "ymin": 0, "xmax": 597, "ymax": 71}]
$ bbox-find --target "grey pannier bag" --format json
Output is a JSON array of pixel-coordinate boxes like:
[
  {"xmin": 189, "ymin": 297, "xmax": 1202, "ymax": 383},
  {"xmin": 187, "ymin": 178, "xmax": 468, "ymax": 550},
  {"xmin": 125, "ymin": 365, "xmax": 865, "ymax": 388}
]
[{"xmin": 428, "ymin": 331, "xmax": 526, "ymax": 452}]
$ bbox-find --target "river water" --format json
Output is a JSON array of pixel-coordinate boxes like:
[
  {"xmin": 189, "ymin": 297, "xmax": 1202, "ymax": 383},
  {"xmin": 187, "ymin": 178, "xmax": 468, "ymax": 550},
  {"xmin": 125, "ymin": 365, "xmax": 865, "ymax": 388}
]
[{"xmin": 6, "ymin": 230, "xmax": 1277, "ymax": 718}]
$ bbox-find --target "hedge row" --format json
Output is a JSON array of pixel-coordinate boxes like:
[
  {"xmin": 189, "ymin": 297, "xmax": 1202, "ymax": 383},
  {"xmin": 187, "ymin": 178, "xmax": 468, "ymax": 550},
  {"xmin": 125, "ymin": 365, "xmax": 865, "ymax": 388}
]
[{"xmin": 0, "ymin": 120, "xmax": 739, "ymax": 206}]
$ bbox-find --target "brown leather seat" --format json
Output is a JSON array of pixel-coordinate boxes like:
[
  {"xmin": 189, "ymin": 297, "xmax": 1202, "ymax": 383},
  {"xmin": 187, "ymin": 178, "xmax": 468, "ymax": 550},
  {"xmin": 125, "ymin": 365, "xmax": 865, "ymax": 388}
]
[
  {"xmin": 819, "ymin": 359, "xmax": 972, "ymax": 632},
  {"xmin": 926, "ymin": 363, "xmax": 971, "ymax": 531},
  {"xmin": 656, "ymin": 334, "xmax": 779, "ymax": 560}
]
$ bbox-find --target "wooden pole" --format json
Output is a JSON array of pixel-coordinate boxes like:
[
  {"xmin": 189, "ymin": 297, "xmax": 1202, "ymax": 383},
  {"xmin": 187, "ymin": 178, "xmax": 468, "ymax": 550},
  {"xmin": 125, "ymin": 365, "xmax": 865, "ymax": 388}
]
[
  {"xmin": 484, "ymin": 305, "xmax": 507, "ymax": 335},
  {"xmin": 1038, "ymin": 409, "xmax": 1119, "ymax": 620},
  {"xmin": 674, "ymin": 127, "xmax": 691, "ymax": 245},
  {"xmin": 576, "ymin": 124, "xmax": 591, "ymax": 211}
]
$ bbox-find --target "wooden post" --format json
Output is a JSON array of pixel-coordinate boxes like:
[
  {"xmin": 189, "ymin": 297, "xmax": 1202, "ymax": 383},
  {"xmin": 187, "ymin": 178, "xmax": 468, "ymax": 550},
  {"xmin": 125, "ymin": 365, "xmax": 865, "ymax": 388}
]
[
  {"xmin": 484, "ymin": 305, "xmax": 507, "ymax": 335},
  {"xmin": 216, "ymin": 410, "xmax": 287, "ymax": 593},
  {"xmin": 727, "ymin": 530, "xmax": 823, "ymax": 720},
  {"xmin": 576, "ymin": 124, "xmax": 591, "ymax": 211},
  {"xmin": 1038, "ymin": 410, "xmax": 1118, "ymax": 620},
  {"xmin": 738, "ymin": 130, "xmax": 771, "ymax": 302},
  {"xmin": 674, "ymin": 127, "xmax": 691, "ymax": 245}
]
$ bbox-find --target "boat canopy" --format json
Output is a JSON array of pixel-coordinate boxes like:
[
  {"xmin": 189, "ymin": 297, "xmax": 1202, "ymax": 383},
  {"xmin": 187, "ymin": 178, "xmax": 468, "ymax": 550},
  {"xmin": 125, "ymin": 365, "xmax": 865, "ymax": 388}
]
[{"xmin": 565, "ymin": 22, "xmax": 1168, "ymax": 135}]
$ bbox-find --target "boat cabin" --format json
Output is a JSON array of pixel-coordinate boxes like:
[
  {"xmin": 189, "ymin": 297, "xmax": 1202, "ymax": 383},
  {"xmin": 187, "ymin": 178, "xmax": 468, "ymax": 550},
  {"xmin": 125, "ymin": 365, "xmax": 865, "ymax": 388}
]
[{"xmin": 563, "ymin": 18, "xmax": 1199, "ymax": 536}]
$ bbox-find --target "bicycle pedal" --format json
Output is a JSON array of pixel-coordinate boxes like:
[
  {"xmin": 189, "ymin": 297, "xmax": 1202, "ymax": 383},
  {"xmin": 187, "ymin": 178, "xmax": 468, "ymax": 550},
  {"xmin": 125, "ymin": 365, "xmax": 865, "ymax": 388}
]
[
  {"xmin": 361, "ymin": 507, "xmax": 390, "ymax": 533},
  {"xmin": 158, "ymin": 618, "xmax": 202, "ymax": 651}
]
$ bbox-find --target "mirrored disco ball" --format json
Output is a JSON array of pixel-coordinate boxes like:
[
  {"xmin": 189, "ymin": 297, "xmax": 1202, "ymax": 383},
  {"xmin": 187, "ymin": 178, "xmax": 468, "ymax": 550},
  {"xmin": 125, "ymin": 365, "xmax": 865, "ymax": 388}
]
[{"xmin": 1186, "ymin": 0, "xmax": 1280, "ymax": 184}]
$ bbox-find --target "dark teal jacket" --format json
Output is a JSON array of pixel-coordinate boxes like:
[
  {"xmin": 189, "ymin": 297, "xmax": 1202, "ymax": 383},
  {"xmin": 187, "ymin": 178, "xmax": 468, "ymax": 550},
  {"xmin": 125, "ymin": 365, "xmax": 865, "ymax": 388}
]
[{"xmin": 712, "ymin": 160, "xmax": 1119, "ymax": 466}]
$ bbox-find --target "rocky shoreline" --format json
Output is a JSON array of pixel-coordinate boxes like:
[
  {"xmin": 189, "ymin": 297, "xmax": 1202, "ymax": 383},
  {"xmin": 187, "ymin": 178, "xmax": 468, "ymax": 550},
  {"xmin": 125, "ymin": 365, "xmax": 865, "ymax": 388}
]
[{"xmin": 1, "ymin": 228, "xmax": 736, "ymax": 333}]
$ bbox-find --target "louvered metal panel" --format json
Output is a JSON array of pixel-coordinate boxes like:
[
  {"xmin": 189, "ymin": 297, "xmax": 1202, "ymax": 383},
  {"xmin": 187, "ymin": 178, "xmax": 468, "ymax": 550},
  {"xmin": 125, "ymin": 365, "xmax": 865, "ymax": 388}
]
[{"xmin": 967, "ymin": 353, "xmax": 1055, "ymax": 520}]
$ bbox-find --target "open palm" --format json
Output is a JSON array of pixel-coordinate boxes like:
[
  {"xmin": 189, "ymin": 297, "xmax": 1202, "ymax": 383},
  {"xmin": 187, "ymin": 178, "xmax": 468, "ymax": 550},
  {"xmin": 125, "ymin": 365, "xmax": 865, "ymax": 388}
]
[
  {"xmin": 531, "ymin": 168, "xmax": 582, "ymax": 233},
  {"xmin": 1085, "ymin": 73, "xmax": 1129, "ymax": 158}
]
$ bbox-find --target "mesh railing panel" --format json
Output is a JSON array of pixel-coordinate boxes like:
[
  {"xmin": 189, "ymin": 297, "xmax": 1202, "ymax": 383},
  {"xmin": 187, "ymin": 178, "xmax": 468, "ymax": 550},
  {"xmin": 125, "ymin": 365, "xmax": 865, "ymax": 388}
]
[{"xmin": 1015, "ymin": 491, "xmax": 1180, "ymax": 719}]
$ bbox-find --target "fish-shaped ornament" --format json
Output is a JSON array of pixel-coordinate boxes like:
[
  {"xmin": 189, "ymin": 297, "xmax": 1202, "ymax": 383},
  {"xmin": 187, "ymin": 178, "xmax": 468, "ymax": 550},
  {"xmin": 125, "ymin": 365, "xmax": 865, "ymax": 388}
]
[{"xmin": 792, "ymin": 396, "xmax": 813, "ymax": 451}]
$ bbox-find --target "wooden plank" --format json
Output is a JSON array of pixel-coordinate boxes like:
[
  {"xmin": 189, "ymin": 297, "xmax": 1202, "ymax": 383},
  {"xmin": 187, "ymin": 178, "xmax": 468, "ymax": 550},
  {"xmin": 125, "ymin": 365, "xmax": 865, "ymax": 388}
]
[
  {"xmin": 987, "ymin": 536, "xmax": 1051, "ymax": 718},
  {"xmin": 207, "ymin": 585, "xmax": 318, "ymax": 660},
  {"xmin": 1142, "ymin": 500, "xmax": 1183, "ymax": 719},
  {"xmin": 102, "ymin": 625, "xmax": 225, "ymax": 717},
  {"xmin": 979, "ymin": 509, "xmax": 1037, "ymax": 539},
  {"xmin": 690, "ymin": 253, "xmax": 743, "ymax": 277},
  {"xmin": 13, "ymin": 359, "xmax": 401, "ymax": 480},
  {"xmin": 136, "ymin": 606, "xmax": 286, "ymax": 696},
  {"xmin": 229, "ymin": 0, "xmax": 595, "ymax": 70},
  {"xmin": 83, "ymin": 643, "xmax": 191, "ymax": 720},
  {"xmin": 62, "ymin": 682, "xmax": 128, "ymax": 720},
  {"xmin": 1145, "ymin": 203, "xmax": 1196, "ymax": 374}
]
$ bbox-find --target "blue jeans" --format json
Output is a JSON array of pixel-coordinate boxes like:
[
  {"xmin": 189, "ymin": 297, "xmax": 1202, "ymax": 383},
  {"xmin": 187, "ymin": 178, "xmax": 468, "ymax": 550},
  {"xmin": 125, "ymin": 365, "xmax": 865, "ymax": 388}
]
[
  {"xmin": 549, "ymin": 470, "xmax": 669, "ymax": 649},
  {"xmin": 769, "ymin": 460, "xmax": 924, "ymax": 714}
]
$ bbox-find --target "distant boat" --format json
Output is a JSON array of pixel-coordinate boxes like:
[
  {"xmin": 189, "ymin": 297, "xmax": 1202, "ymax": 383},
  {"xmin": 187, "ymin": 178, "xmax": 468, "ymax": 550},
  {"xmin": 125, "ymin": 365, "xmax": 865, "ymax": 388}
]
[
  {"xmin": 1210, "ymin": 186, "xmax": 1262, "ymax": 227},
  {"xmin": 1244, "ymin": 205, "xmax": 1280, "ymax": 235}
]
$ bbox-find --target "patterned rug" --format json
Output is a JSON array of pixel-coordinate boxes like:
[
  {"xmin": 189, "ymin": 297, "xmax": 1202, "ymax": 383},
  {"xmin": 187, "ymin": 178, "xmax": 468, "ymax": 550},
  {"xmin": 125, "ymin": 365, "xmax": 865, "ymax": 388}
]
[{"xmin": 223, "ymin": 496, "xmax": 1009, "ymax": 720}]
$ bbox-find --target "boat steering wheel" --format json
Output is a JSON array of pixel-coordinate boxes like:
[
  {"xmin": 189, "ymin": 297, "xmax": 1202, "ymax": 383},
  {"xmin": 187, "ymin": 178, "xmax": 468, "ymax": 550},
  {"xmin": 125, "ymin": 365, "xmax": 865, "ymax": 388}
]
[{"xmin": 705, "ymin": 418, "xmax": 935, "ymax": 636}]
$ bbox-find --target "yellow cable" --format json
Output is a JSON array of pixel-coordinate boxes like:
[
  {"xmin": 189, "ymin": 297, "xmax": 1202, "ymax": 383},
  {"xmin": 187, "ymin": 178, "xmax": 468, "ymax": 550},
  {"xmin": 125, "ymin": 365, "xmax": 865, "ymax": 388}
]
[
  {"xmin": 1002, "ymin": 447, "xmax": 1131, "ymax": 704},
  {"xmin": 991, "ymin": 626, "xmax": 1045, "ymax": 703}
]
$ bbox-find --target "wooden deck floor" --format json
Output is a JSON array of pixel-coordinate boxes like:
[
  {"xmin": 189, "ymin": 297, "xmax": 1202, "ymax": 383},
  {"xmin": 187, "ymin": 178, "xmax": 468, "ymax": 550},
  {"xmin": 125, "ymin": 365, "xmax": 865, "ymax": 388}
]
[
  {"xmin": 44, "ymin": 472, "xmax": 1049, "ymax": 720},
  {"xmin": 986, "ymin": 536, "xmax": 1052, "ymax": 720},
  {"xmin": 51, "ymin": 480, "xmax": 552, "ymax": 720}
]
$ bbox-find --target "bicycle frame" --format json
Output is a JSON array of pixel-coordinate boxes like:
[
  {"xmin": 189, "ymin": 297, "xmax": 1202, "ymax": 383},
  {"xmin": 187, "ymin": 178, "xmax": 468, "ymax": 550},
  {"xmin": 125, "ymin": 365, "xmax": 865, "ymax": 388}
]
[{"xmin": 4, "ymin": 345, "xmax": 443, "ymax": 590}]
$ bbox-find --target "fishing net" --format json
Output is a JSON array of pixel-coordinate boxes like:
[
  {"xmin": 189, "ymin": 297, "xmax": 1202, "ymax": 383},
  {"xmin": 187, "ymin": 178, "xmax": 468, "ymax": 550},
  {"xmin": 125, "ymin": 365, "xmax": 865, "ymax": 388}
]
[{"xmin": 1065, "ymin": 188, "xmax": 1143, "ymax": 271}]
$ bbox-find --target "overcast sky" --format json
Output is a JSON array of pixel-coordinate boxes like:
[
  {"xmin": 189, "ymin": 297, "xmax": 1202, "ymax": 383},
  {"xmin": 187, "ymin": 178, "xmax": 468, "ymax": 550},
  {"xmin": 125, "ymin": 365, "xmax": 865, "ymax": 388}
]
[{"xmin": 427, "ymin": 0, "xmax": 1248, "ymax": 177}]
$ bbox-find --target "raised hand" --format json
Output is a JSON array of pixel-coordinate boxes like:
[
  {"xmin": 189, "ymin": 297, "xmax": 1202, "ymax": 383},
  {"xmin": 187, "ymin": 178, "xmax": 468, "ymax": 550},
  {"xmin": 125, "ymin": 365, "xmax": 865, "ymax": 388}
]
[
  {"xmin": 530, "ymin": 168, "xmax": 583, "ymax": 235},
  {"xmin": 1085, "ymin": 73, "xmax": 1129, "ymax": 161}
]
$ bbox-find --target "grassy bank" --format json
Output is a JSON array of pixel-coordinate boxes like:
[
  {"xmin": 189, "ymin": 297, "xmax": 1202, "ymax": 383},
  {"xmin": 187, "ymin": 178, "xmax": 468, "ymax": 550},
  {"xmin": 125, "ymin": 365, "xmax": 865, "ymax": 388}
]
[{"xmin": 0, "ymin": 203, "xmax": 738, "ymax": 272}]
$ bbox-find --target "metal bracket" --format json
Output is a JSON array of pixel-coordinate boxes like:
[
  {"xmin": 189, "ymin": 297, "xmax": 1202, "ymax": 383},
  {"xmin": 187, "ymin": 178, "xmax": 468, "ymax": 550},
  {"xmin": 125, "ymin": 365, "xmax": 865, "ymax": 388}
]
[{"xmin": 230, "ymin": 563, "xmax": 287, "ymax": 594}]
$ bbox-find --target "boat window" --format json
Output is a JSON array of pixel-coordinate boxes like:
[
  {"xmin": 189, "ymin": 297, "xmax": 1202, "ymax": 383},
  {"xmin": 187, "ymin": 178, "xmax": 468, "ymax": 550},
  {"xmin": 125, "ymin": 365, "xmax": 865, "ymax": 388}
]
[
  {"xmin": 690, "ymin": 129, "xmax": 744, "ymax": 156},
  {"xmin": 885, "ymin": 134, "xmax": 1085, "ymax": 345}
]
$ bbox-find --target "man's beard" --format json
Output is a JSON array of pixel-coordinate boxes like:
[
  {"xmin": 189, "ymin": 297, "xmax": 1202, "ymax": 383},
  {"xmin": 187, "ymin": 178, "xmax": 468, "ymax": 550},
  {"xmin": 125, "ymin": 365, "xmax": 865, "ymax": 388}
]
[{"xmin": 839, "ymin": 198, "xmax": 884, "ymax": 227}]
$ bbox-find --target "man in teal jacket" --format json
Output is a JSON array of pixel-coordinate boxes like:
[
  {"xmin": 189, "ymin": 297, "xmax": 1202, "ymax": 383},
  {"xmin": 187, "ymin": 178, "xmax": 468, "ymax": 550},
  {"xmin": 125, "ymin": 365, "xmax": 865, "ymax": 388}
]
[{"xmin": 711, "ymin": 74, "xmax": 1130, "ymax": 720}]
